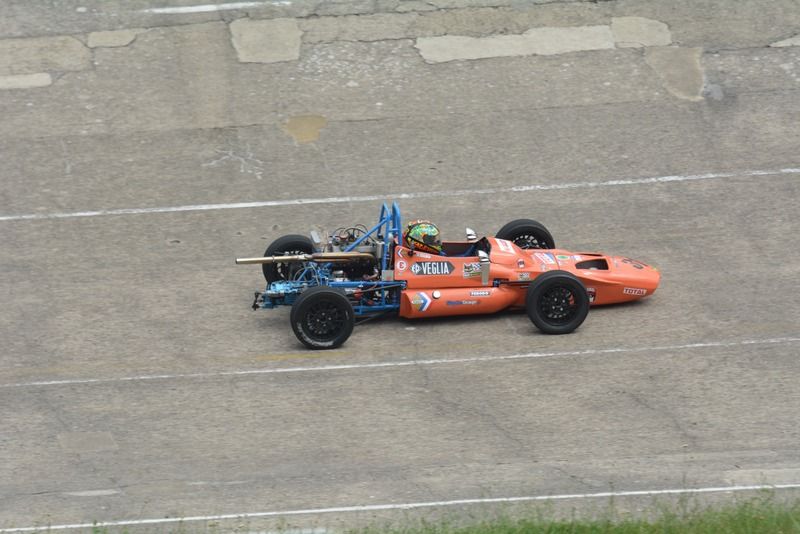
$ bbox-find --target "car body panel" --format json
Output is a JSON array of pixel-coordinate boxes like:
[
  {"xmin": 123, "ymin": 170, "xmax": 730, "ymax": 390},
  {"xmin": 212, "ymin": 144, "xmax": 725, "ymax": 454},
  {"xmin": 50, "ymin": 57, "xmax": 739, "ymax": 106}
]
[{"xmin": 395, "ymin": 237, "xmax": 659, "ymax": 319}]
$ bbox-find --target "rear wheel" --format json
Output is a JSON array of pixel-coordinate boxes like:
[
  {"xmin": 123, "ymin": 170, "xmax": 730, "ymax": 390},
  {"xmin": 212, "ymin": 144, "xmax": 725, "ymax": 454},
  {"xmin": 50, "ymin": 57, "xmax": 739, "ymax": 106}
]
[
  {"xmin": 290, "ymin": 286, "xmax": 355, "ymax": 350},
  {"xmin": 525, "ymin": 271, "xmax": 589, "ymax": 334},
  {"xmin": 262, "ymin": 234, "xmax": 314, "ymax": 283},
  {"xmin": 496, "ymin": 219, "xmax": 555, "ymax": 249}
]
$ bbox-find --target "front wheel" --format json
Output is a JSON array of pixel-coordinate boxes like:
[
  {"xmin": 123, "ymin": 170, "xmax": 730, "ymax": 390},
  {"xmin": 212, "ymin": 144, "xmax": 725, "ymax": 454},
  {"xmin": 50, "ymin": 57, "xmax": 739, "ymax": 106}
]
[
  {"xmin": 526, "ymin": 271, "xmax": 589, "ymax": 334},
  {"xmin": 496, "ymin": 219, "xmax": 555, "ymax": 249},
  {"xmin": 290, "ymin": 287, "xmax": 355, "ymax": 350}
]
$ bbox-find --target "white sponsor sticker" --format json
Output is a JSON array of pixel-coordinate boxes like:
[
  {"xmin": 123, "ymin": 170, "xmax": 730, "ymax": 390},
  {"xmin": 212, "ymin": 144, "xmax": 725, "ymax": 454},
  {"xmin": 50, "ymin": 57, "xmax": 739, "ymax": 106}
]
[
  {"xmin": 470, "ymin": 290, "xmax": 491, "ymax": 297},
  {"xmin": 411, "ymin": 292, "xmax": 432, "ymax": 311},
  {"xmin": 496, "ymin": 239, "xmax": 515, "ymax": 253},
  {"xmin": 396, "ymin": 260, "xmax": 407, "ymax": 271},
  {"xmin": 623, "ymin": 287, "xmax": 647, "ymax": 296},
  {"xmin": 463, "ymin": 262, "xmax": 481, "ymax": 278},
  {"xmin": 534, "ymin": 252, "xmax": 556, "ymax": 265}
]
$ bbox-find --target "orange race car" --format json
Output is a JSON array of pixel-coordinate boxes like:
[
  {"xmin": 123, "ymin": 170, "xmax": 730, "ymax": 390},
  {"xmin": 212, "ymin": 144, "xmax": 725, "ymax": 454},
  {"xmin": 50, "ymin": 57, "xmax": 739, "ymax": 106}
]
[{"xmin": 236, "ymin": 203, "xmax": 660, "ymax": 349}]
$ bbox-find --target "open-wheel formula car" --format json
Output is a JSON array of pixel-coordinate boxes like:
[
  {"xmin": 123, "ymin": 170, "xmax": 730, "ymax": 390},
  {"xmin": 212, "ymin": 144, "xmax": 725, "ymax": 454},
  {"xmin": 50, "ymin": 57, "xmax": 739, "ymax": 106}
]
[{"xmin": 236, "ymin": 203, "xmax": 660, "ymax": 349}]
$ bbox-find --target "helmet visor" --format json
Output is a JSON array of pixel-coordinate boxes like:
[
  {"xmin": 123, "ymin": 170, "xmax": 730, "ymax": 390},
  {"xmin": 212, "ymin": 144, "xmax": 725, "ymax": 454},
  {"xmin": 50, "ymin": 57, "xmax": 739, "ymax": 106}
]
[{"xmin": 422, "ymin": 233, "xmax": 441, "ymax": 246}]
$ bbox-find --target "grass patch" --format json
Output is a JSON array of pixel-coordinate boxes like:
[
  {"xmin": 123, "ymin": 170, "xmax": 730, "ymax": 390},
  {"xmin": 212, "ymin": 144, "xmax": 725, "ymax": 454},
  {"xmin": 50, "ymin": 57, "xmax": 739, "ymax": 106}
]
[
  {"xmin": 352, "ymin": 495, "xmax": 800, "ymax": 534},
  {"xmin": 16, "ymin": 494, "xmax": 800, "ymax": 533}
]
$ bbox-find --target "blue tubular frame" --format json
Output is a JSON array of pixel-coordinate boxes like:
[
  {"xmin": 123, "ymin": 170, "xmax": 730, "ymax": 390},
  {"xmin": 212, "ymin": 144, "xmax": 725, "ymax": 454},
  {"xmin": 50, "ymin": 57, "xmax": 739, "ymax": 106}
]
[
  {"xmin": 260, "ymin": 202, "xmax": 405, "ymax": 316},
  {"xmin": 343, "ymin": 201, "xmax": 401, "ymax": 272}
]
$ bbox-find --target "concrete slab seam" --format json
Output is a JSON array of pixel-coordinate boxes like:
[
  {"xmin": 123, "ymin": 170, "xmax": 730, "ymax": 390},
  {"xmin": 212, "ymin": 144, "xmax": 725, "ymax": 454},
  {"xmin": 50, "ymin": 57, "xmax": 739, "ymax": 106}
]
[
  {"xmin": 2, "ymin": 483, "xmax": 800, "ymax": 532},
  {"xmin": 1, "ymin": 167, "xmax": 798, "ymax": 222},
  {"xmin": 2, "ymin": 336, "xmax": 799, "ymax": 389}
]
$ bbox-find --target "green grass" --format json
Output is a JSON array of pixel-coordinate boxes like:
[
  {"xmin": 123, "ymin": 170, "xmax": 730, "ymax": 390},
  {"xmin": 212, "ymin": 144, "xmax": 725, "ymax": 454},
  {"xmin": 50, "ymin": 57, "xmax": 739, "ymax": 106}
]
[
  {"xmin": 20, "ymin": 494, "xmax": 800, "ymax": 533},
  {"xmin": 352, "ymin": 495, "xmax": 800, "ymax": 534}
]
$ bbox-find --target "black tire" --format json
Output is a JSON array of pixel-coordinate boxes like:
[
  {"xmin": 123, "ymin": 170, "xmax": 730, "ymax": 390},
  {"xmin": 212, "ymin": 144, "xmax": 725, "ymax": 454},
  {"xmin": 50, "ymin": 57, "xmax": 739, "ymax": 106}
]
[
  {"xmin": 290, "ymin": 286, "xmax": 355, "ymax": 350},
  {"xmin": 262, "ymin": 234, "xmax": 314, "ymax": 283},
  {"xmin": 496, "ymin": 219, "xmax": 555, "ymax": 249},
  {"xmin": 526, "ymin": 271, "xmax": 589, "ymax": 334}
]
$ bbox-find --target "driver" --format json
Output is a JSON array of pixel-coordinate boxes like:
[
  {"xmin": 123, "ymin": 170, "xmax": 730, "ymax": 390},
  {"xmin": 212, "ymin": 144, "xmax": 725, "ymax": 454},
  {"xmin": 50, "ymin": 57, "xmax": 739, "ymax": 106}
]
[{"xmin": 403, "ymin": 219, "xmax": 443, "ymax": 255}]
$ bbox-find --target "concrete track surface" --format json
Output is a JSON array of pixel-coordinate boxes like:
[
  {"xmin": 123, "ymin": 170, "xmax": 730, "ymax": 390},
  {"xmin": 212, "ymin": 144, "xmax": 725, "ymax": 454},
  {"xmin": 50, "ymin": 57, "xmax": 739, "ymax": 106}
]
[{"xmin": 1, "ymin": 0, "xmax": 800, "ymax": 531}]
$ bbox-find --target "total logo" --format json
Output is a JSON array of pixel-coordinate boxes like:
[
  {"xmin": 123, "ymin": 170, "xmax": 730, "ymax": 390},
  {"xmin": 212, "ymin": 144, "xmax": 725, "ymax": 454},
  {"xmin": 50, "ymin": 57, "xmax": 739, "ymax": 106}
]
[{"xmin": 623, "ymin": 287, "xmax": 647, "ymax": 296}]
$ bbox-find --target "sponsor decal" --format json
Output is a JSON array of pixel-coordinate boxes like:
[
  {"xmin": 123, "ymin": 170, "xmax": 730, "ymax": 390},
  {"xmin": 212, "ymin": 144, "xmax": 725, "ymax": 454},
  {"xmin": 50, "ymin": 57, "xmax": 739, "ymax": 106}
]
[
  {"xmin": 470, "ymin": 290, "xmax": 491, "ymax": 297},
  {"xmin": 411, "ymin": 261, "xmax": 454, "ymax": 276},
  {"xmin": 623, "ymin": 287, "xmax": 647, "ymax": 296},
  {"xmin": 518, "ymin": 272, "xmax": 531, "ymax": 281},
  {"xmin": 397, "ymin": 248, "xmax": 404, "ymax": 257},
  {"xmin": 556, "ymin": 254, "xmax": 571, "ymax": 261},
  {"xmin": 573, "ymin": 255, "xmax": 583, "ymax": 261},
  {"xmin": 414, "ymin": 251, "xmax": 433, "ymax": 259},
  {"xmin": 396, "ymin": 260, "xmax": 407, "ymax": 271},
  {"xmin": 496, "ymin": 238, "xmax": 515, "ymax": 253},
  {"xmin": 411, "ymin": 292, "xmax": 432, "ymax": 311},
  {"xmin": 586, "ymin": 287, "xmax": 596, "ymax": 303},
  {"xmin": 622, "ymin": 257, "xmax": 646, "ymax": 270},
  {"xmin": 517, "ymin": 259, "xmax": 525, "ymax": 268},
  {"xmin": 463, "ymin": 262, "xmax": 482, "ymax": 278},
  {"xmin": 540, "ymin": 263, "xmax": 549, "ymax": 271},
  {"xmin": 534, "ymin": 252, "xmax": 556, "ymax": 265},
  {"xmin": 446, "ymin": 300, "xmax": 479, "ymax": 306}
]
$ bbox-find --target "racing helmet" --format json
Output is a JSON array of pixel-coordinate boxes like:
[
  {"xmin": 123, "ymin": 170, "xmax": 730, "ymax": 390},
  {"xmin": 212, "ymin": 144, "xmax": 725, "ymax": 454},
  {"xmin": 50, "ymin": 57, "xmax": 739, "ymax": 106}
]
[{"xmin": 404, "ymin": 219, "xmax": 442, "ymax": 254}]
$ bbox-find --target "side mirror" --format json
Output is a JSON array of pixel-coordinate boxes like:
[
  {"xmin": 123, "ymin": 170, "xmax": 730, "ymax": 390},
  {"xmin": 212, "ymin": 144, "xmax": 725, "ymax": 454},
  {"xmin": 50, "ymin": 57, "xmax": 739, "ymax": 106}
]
[
  {"xmin": 478, "ymin": 250, "xmax": 490, "ymax": 286},
  {"xmin": 465, "ymin": 227, "xmax": 477, "ymax": 241}
]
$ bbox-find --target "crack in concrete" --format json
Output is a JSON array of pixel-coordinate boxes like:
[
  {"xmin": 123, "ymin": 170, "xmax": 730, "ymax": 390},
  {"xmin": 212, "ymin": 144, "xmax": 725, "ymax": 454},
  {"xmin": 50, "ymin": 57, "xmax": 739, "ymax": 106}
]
[
  {"xmin": 59, "ymin": 139, "xmax": 72, "ymax": 176},
  {"xmin": 419, "ymin": 363, "xmax": 529, "ymax": 453},
  {"xmin": 626, "ymin": 390, "xmax": 698, "ymax": 448},
  {"xmin": 549, "ymin": 464, "xmax": 596, "ymax": 489},
  {"xmin": 87, "ymin": 29, "xmax": 146, "ymax": 48},
  {"xmin": 201, "ymin": 142, "xmax": 265, "ymax": 180}
]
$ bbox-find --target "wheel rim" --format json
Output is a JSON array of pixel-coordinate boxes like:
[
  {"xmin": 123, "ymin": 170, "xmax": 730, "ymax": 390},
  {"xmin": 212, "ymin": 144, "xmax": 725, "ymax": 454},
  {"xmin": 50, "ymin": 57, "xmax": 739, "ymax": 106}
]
[
  {"xmin": 538, "ymin": 286, "xmax": 579, "ymax": 325},
  {"xmin": 275, "ymin": 249, "xmax": 307, "ymax": 279},
  {"xmin": 512, "ymin": 233, "xmax": 547, "ymax": 249},
  {"xmin": 304, "ymin": 300, "xmax": 346, "ymax": 341}
]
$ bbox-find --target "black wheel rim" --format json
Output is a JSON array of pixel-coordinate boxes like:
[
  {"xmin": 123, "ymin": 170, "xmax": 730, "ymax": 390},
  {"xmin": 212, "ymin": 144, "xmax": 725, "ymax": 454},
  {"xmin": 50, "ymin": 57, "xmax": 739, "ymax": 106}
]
[
  {"xmin": 512, "ymin": 234, "xmax": 547, "ymax": 249},
  {"xmin": 538, "ymin": 286, "xmax": 578, "ymax": 325},
  {"xmin": 304, "ymin": 300, "xmax": 346, "ymax": 341},
  {"xmin": 275, "ymin": 249, "xmax": 307, "ymax": 279}
]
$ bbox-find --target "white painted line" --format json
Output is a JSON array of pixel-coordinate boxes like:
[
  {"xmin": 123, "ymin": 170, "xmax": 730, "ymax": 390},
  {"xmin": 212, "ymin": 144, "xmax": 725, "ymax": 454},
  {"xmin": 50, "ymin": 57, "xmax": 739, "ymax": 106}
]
[
  {"xmin": 62, "ymin": 489, "xmax": 121, "ymax": 497},
  {"xmin": 1, "ymin": 167, "xmax": 798, "ymax": 222},
  {"xmin": 2, "ymin": 336, "xmax": 798, "ymax": 389},
  {"xmin": 2, "ymin": 483, "xmax": 800, "ymax": 532},
  {"xmin": 140, "ymin": 1, "xmax": 291, "ymax": 14}
]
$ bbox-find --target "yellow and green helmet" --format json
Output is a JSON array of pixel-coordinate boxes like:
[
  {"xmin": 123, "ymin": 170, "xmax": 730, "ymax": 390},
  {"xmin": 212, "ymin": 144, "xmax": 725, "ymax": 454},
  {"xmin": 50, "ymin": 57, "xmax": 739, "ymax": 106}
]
[{"xmin": 404, "ymin": 219, "xmax": 442, "ymax": 254}]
